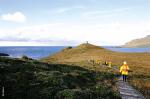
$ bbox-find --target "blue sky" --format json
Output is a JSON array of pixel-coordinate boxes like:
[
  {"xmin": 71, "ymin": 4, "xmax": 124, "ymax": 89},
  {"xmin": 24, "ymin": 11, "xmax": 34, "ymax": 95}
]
[{"xmin": 0, "ymin": 0, "xmax": 150, "ymax": 46}]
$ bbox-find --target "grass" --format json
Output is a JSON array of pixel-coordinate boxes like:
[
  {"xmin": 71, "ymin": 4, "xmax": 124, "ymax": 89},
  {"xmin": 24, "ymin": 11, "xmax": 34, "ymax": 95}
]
[
  {"xmin": 128, "ymin": 73, "xmax": 150, "ymax": 99},
  {"xmin": 42, "ymin": 43, "xmax": 150, "ymax": 98},
  {"xmin": 0, "ymin": 57, "xmax": 121, "ymax": 99}
]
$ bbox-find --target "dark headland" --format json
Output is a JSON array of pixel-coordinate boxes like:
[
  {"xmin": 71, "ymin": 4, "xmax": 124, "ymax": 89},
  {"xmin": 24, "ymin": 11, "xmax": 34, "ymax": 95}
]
[{"xmin": 0, "ymin": 53, "xmax": 9, "ymax": 56}]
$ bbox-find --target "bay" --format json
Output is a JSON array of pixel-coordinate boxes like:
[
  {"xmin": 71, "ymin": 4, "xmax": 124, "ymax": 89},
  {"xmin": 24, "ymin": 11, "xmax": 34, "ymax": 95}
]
[{"xmin": 0, "ymin": 46, "xmax": 149, "ymax": 59}]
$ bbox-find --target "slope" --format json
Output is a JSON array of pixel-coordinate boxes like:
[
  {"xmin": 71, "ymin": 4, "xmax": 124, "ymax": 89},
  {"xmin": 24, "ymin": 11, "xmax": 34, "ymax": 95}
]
[
  {"xmin": 42, "ymin": 43, "xmax": 150, "ymax": 98},
  {"xmin": 123, "ymin": 35, "xmax": 150, "ymax": 47},
  {"xmin": 0, "ymin": 56, "xmax": 120, "ymax": 99}
]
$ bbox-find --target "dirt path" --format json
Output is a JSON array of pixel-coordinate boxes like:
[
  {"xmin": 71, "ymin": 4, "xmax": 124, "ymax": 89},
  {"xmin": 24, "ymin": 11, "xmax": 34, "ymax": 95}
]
[{"xmin": 117, "ymin": 77, "xmax": 146, "ymax": 99}]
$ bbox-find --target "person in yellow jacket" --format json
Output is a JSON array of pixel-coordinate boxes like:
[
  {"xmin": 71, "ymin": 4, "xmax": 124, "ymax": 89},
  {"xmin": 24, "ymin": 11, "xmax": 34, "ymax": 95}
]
[
  {"xmin": 120, "ymin": 61, "xmax": 129, "ymax": 82},
  {"xmin": 108, "ymin": 61, "xmax": 112, "ymax": 68}
]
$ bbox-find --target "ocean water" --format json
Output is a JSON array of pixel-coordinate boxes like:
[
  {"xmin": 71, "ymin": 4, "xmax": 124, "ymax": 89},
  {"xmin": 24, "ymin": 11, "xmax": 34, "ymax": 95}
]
[
  {"xmin": 105, "ymin": 47, "xmax": 150, "ymax": 53},
  {"xmin": 0, "ymin": 46, "xmax": 66, "ymax": 59},
  {"xmin": 0, "ymin": 46, "xmax": 149, "ymax": 59}
]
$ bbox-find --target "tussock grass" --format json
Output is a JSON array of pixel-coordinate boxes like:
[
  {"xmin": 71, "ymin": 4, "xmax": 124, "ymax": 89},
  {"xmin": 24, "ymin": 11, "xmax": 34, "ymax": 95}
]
[
  {"xmin": 42, "ymin": 43, "xmax": 150, "ymax": 98},
  {"xmin": 0, "ymin": 57, "xmax": 120, "ymax": 99}
]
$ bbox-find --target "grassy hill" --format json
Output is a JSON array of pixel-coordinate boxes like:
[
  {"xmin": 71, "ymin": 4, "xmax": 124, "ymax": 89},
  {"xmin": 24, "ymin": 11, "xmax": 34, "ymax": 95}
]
[
  {"xmin": 0, "ymin": 56, "xmax": 120, "ymax": 99},
  {"xmin": 42, "ymin": 43, "xmax": 150, "ymax": 74},
  {"xmin": 43, "ymin": 43, "xmax": 110, "ymax": 63},
  {"xmin": 42, "ymin": 43, "xmax": 150, "ymax": 98}
]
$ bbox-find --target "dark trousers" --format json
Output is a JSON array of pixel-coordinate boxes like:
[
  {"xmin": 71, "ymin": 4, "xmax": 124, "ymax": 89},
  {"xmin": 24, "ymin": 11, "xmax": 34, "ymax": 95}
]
[{"xmin": 122, "ymin": 75, "xmax": 127, "ymax": 82}]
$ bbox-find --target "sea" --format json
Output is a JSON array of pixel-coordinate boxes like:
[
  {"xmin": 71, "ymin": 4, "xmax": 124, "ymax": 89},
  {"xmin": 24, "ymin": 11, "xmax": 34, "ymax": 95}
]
[{"xmin": 0, "ymin": 46, "xmax": 149, "ymax": 59}]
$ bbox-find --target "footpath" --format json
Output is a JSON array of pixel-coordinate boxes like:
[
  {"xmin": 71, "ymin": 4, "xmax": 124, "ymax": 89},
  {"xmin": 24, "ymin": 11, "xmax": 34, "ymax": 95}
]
[
  {"xmin": 94, "ymin": 63, "xmax": 146, "ymax": 99},
  {"xmin": 117, "ymin": 76, "xmax": 146, "ymax": 99},
  {"xmin": 105, "ymin": 65, "xmax": 146, "ymax": 99}
]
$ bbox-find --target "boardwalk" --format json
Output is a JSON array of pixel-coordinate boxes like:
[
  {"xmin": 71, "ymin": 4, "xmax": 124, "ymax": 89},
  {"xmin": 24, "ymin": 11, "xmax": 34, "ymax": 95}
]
[{"xmin": 117, "ymin": 77, "xmax": 146, "ymax": 99}]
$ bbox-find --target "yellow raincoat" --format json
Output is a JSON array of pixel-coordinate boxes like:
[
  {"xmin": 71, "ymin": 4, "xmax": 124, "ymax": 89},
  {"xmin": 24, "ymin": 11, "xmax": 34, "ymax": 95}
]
[
  {"xmin": 120, "ymin": 65, "xmax": 129, "ymax": 75},
  {"xmin": 108, "ymin": 62, "xmax": 112, "ymax": 68}
]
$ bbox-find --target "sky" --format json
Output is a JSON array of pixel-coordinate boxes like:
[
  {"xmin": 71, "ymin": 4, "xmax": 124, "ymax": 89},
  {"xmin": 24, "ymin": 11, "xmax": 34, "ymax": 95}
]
[{"xmin": 0, "ymin": 0, "xmax": 150, "ymax": 46}]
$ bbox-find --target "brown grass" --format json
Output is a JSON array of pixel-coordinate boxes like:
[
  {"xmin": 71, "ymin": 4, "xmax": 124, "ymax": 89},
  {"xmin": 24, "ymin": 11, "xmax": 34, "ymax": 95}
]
[{"xmin": 41, "ymin": 43, "xmax": 150, "ymax": 98}]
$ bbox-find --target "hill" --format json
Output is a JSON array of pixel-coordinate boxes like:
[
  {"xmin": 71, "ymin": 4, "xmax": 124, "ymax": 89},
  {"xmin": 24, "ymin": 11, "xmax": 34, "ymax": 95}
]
[
  {"xmin": 123, "ymin": 35, "xmax": 150, "ymax": 47},
  {"xmin": 42, "ymin": 43, "xmax": 150, "ymax": 73},
  {"xmin": 0, "ymin": 56, "xmax": 120, "ymax": 99},
  {"xmin": 42, "ymin": 43, "xmax": 110, "ymax": 64},
  {"xmin": 42, "ymin": 43, "xmax": 150, "ymax": 98}
]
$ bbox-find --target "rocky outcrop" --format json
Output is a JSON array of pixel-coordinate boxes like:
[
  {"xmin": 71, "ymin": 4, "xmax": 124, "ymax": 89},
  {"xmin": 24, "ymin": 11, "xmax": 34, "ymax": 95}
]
[{"xmin": 0, "ymin": 53, "xmax": 9, "ymax": 56}]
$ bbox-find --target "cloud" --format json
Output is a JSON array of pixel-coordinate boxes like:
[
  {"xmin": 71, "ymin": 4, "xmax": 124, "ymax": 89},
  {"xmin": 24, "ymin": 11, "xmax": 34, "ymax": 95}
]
[
  {"xmin": 0, "ymin": 36, "xmax": 29, "ymax": 42},
  {"xmin": 1, "ymin": 12, "xmax": 26, "ymax": 23},
  {"xmin": 55, "ymin": 6, "xmax": 85, "ymax": 14},
  {"xmin": 0, "ymin": 36, "xmax": 78, "ymax": 46},
  {"xmin": 56, "ymin": 8, "xmax": 71, "ymax": 13},
  {"xmin": 0, "ymin": 21, "xmax": 150, "ymax": 46},
  {"xmin": 82, "ymin": 8, "xmax": 131, "ymax": 18}
]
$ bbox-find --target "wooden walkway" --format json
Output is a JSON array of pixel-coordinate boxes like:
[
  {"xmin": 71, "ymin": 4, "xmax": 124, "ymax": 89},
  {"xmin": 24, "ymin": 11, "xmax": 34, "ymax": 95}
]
[
  {"xmin": 117, "ymin": 77, "xmax": 146, "ymax": 99},
  {"xmin": 96, "ymin": 65, "xmax": 146, "ymax": 99}
]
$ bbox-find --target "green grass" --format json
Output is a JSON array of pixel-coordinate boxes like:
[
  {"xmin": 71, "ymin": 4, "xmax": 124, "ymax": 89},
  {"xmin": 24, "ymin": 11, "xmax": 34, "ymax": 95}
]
[{"xmin": 0, "ymin": 57, "xmax": 120, "ymax": 99}]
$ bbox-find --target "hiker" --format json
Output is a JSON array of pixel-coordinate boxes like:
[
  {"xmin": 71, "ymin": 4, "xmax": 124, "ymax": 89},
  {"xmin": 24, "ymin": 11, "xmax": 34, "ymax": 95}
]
[
  {"xmin": 104, "ymin": 61, "xmax": 108, "ymax": 66},
  {"xmin": 95, "ymin": 60, "xmax": 101, "ymax": 65},
  {"xmin": 108, "ymin": 61, "xmax": 112, "ymax": 68},
  {"xmin": 120, "ymin": 61, "xmax": 129, "ymax": 82},
  {"xmin": 90, "ymin": 59, "xmax": 95, "ymax": 66}
]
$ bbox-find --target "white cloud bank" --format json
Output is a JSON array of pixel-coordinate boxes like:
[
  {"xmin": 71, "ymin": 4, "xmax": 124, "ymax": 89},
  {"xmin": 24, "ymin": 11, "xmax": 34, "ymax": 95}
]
[
  {"xmin": 1, "ymin": 12, "xmax": 26, "ymax": 23},
  {"xmin": 0, "ymin": 21, "xmax": 150, "ymax": 46}
]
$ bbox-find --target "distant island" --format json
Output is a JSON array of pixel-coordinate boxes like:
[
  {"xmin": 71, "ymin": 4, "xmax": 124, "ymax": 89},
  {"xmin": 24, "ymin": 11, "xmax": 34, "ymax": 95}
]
[{"xmin": 123, "ymin": 35, "xmax": 150, "ymax": 47}]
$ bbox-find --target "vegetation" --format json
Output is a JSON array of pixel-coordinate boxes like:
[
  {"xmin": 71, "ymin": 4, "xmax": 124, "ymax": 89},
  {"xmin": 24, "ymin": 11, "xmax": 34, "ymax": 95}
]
[
  {"xmin": 0, "ymin": 57, "xmax": 120, "ymax": 99},
  {"xmin": 67, "ymin": 46, "xmax": 73, "ymax": 49},
  {"xmin": 42, "ymin": 43, "xmax": 150, "ymax": 98},
  {"xmin": 128, "ymin": 73, "xmax": 150, "ymax": 99},
  {"xmin": 21, "ymin": 55, "xmax": 33, "ymax": 61}
]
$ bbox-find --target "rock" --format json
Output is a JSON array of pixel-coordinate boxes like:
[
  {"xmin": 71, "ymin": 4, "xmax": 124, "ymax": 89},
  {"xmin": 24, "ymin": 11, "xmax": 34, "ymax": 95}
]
[
  {"xmin": 21, "ymin": 55, "xmax": 33, "ymax": 61},
  {"xmin": 62, "ymin": 46, "xmax": 73, "ymax": 51},
  {"xmin": 0, "ymin": 53, "xmax": 9, "ymax": 56}
]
